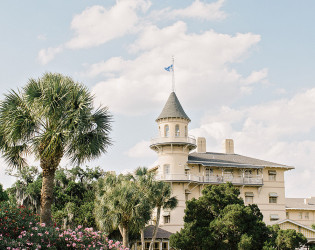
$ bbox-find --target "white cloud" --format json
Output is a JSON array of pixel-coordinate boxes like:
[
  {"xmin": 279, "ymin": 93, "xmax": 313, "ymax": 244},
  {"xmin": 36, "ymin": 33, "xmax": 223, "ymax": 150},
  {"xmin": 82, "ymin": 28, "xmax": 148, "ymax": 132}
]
[
  {"xmin": 125, "ymin": 140, "xmax": 155, "ymax": 158},
  {"xmin": 37, "ymin": 46, "xmax": 63, "ymax": 65},
  {"xmin": 189, "ymin": 88, "xmax": 315, "ymax": 197},
  {"xmin": 66, "ymin": 0, "xmax": 150, "ymax": 49},
  {"xmin": 150, "ymin": 0, "xmax": 226, "ymax": 21},
  {"xmin": 91, "ymin": 21, "xmax": 262, "ymax": 115}
]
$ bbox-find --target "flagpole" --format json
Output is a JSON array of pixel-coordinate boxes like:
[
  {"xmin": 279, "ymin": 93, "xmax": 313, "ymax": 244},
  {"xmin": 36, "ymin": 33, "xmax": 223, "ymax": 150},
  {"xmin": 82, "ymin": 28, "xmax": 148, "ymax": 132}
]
[{"xmin": 172, "ymin": 56, "xmax": 175, "ymax": 92}]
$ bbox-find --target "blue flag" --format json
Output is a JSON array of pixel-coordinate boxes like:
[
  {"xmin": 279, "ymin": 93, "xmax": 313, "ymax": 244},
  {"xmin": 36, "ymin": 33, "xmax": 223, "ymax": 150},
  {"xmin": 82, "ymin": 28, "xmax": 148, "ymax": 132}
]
[{"xmin": 164, "ymin": 64, "xmax": 173, "ymax": 72}]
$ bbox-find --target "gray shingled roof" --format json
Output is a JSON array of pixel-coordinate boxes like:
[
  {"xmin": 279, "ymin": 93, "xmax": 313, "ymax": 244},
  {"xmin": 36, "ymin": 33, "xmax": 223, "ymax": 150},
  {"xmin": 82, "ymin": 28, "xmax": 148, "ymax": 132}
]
[
  {"xmin": 156, "ymin": 92, "xmax": 190, "ymax": 121},
  {"xmin": 286, "ymin": 197, "xmax": 315, "ymax": 210},
  {"xmin": 143, "ymin": 225, "xmax": 172, "ymax": 239},
  {"xmin": 188, "ymin": 152, "xmax": 294, "ymax": 169}
]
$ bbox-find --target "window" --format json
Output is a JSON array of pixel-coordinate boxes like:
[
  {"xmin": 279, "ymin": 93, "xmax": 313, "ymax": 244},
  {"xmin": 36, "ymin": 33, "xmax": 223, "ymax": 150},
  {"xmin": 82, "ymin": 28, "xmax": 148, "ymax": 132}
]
[
  {"xmin": 270, "ymin": 214, "xmax": 279, "ymax": 221},
  {"xmin": 145, "ymin": 242, "xmax": 150, "ymax": 249},
  {"xmin": 162, "ymin": 242, "xmax": 168, "ymax": 250},
  {"xmin": 164, "ymin": 125, "xmax": 169, "ymax": 137},
  {"xmin": 245, "ymin": 192, "xmax": 254, "ymax": 203},
  {"xmin": 185, "ymin": 126, "xmax": 187, "ymax": 137},
  {"xmin": 205, "ymin": 168, "xmax": 213, "ymax": 181},
  {"xmin": 224, "ymin": 169, "xmax": 233, "ymax": 181},
  {"xmin": 268, "ymin": 170, "xmax": 276, "ymax": 181},
  {"xmin": 286, "ymin": 212, "xmax": 289, "ymax": 219},
  {"xmin": 305, "ymin": 212, "xmax": 309, "ymax": 219},
  {"xmin": 299, "ymin": 212, "xmax": 303, "ymax": 219},
  {"xmin": 159, "ymin": 126, "xmax": 161, "ymax": 136},
  {"xmin": 269, "ymin": 192, "xmax": 278, "ymax": 204},
  {"xmin": 164, "ymin": 164, "xmax": 170, "ymax": 175},
  {"xmin": 244, "ymin": 170, "xmax": 252, "ymax": 178},
  {"xmin": 154, "ymin": 242, "xmax": 159, "ymax": 249},
  {"xmin": 175, "ymin": 124, "xmax": 180, "ymax": 137},
  {"xmin": 164, "ymin": 215, "xmax": 170, "ymax": 224},
  {"xmin": 269, "ymin": 197, "xmax": 277, "ymax": 203}
]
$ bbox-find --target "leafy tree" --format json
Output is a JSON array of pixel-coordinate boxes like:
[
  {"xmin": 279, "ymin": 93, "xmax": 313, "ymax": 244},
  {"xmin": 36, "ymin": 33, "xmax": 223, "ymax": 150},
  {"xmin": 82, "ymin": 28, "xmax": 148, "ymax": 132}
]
[
  {"xmin": 0, "ymin": 184, "xmax": 8, "ymax": 202},
  {"xmin": 148, "ymin": 179, "xmax": 178, "ymax": 250},
  {"xmin": 0, "ymin": 73, "xmax": 112, "ymax": 226},
  {"xmin": 8, "ymin": 165, "xmax": 105, "ymax": 229},
  {"xmin": 170, "ymin": 183, "xmax": 269, "ymax": 250},
  {"xmin": 263, "ymin": 224, "xmax": 308, "ymax": 250},
  {"xmin": 94, "ymin": 173, "xmax": 151, "ymax": 248},
  {"xmin": 7, "ymin": 166, "xmax": 42, "ymax": 212},
  {"xmin": 133, "ymin": 167, "xmax": 155, "ymax": 250},
  {"xmin": 275, "ymin": 229, "xmax": 307, "ymax": 250}
]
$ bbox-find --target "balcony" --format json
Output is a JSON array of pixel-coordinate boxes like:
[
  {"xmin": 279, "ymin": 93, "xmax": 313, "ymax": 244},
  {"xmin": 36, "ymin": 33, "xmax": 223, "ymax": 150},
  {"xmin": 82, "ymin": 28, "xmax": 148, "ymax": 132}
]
[
  {"xmin": 150, "ymin": 135, "xmax": 196, "ymax": 147},
  {"xmin": 155, "ymin": 174, "xmax": 263, "ymax": 186}
]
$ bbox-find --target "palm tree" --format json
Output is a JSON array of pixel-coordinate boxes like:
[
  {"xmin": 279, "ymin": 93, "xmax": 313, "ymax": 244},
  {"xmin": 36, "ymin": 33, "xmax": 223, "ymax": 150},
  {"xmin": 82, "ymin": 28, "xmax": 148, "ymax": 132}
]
[
  {"xmin": 0, "ymin": 73, "xmax": 111, "ymax": 226},
  {"xmin": 95, "ymin": 173, "xmax": 151, "ymax": 248},
  {"xmin": 134, "ymin": 167, "xmax": 155, "ymax": 250},
  {"xmin": 149, "ymin": 181, "xmax": 178, "ymax": 250}
]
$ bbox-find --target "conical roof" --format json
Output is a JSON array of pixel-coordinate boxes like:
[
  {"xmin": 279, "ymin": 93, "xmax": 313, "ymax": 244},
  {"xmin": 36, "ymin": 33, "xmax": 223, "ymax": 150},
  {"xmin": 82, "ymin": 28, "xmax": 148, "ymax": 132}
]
[{"xmin": 156, "ymin": 92, "xmax": 190, "ymax": 122}]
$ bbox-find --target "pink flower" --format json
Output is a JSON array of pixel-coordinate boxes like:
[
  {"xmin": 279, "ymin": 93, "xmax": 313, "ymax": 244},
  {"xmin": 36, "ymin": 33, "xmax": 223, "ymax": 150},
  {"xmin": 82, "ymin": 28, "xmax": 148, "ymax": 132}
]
[
  {"xmin": 38, "ymin": 233, "xmax": 43, "ymax": 236},
  {"xmin": 77, "ymin": 225, "xmax": 83, "ymax": 229},
  {"xmin": 40, "ymin": 223, "xmax": 45, "ymax": 227},
  {"xmin": 72, "ymin": 243, "xmax": 76, "ymax": 247},
  {"xmin": 45, "ymin": 231, "xmax": 49, "ymax": 235}
]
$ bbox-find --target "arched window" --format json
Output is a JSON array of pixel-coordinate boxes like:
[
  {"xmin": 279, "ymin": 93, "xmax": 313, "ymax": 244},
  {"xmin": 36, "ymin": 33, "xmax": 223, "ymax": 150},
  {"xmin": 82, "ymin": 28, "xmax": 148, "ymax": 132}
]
[
  {"xmin": 175, "ymin": 124, "xmax": 180, "ymax": 137},
  {"xmin": 185, "ymin": 126, "xmax": 188, "ymax": 137},
  {"xmin": 164, "ymin": 125, "xmax": 169, "ymax": 137}
]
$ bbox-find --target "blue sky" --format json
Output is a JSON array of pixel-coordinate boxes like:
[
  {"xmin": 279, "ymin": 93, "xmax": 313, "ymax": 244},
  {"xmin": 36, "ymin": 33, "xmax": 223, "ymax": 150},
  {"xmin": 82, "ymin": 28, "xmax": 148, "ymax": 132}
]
[{"xmin": 1, "ymin": 0, "xmax": 315, "ymax": 197}]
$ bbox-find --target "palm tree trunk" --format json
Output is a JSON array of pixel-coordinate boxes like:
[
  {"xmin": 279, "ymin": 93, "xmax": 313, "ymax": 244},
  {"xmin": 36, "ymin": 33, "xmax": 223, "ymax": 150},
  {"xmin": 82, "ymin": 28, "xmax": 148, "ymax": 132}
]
[
  {"xmin": 122, "ymin": 224, "xmax": 129, "ymax": 248},
  {"xmin": 149, "ymin": 206, "xmax": 161, "ymax": 250},
  {"xmin": 141, "ymin": 227, "xmax": 145, "ymax": 250},
  {"xmin": 40, "ymin": 167, "xmax": 56, "ymax": 226}
]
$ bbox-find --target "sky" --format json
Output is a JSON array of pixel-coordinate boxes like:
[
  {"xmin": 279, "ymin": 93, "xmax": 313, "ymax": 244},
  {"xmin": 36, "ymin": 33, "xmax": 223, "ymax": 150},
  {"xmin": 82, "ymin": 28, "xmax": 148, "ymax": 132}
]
[{"xmin": 1, "ymin": 0, "xmax": 315, "ymax": 198}]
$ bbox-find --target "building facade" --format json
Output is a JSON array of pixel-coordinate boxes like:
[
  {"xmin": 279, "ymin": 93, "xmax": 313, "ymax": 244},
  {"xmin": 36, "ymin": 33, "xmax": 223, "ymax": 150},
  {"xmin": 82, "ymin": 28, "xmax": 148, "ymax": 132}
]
[{"xmin": 150, "ymin": 91, "xmax": 294, "ymax": 233}]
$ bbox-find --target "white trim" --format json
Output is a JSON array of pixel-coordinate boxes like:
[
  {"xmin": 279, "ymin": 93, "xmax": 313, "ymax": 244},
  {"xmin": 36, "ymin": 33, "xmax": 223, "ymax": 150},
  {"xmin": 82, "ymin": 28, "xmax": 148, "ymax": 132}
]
[
  {"xmin": 286, "ymin": 207, "xmax": 315, "ymax": 211},
  {"xmin": 275, "ymin": 219, "xmax": 315, "ymax": 233}
]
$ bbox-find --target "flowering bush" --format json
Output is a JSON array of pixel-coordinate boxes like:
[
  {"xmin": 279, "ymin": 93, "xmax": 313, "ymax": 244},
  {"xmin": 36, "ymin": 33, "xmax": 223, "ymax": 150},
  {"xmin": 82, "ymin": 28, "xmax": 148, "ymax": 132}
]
[
  {"xmin": 0, "ymin": 202, "xmax": 128, "ymax": 249},
  {"xmin": 1, "ymin": 224, "xmax": 126, "ymax": 249},
  {"xmin": 0, "ymin": 201, "xmax": 39, "ymax": 239}
]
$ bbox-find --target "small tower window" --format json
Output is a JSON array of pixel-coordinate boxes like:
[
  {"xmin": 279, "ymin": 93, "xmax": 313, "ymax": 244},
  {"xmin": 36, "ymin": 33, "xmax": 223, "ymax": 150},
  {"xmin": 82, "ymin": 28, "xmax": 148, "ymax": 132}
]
[
  {"xmin": 175, "ymin": 124, "xmax": 180, "ymax": 137},
  {"xmin": 164, "ymin": 125, "xmax": 169, "ymax": 137},
  {"xmin": 185, "ymin": 126, "xmax": 188, "ymax": 137},
  {"xmin": 164, "ymin": 164, "xmax": 170, "ymax": 175}
]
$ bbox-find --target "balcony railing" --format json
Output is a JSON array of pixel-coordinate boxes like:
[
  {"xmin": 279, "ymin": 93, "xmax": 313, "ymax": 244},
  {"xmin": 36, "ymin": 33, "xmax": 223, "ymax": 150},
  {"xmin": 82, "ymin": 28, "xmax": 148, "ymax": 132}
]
[
  {"xmin": 156, "ymin": 174, "xmax": 263, "ymax": 185},
  {"xmin": 150, "ymin": 135, "xmax": 196, "ymax": 146}
]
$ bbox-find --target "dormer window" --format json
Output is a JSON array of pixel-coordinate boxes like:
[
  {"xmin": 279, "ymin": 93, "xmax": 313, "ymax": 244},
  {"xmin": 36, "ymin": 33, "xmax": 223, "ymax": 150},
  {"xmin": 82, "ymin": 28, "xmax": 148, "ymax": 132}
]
[
  {"xmin": 164, "ymin": 125, "xmax": 169, "ymax": 137},
  {"xmin": 175, "ymin": 125, "xmax": 180, "ymax": 137}
]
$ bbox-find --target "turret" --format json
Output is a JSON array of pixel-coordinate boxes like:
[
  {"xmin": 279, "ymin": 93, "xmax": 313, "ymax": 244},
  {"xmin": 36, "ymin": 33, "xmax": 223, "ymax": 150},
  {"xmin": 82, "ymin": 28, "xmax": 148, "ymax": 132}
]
[{"xmin": 150, "ymin": 92, "xmax": 196, "ymax": 177}]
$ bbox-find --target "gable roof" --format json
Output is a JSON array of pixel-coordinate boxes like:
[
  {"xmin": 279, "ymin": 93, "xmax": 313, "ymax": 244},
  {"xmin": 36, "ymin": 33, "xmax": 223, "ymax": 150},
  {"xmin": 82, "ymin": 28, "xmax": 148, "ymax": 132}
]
[
  {"xmin": 275, "ymin": 219, "xmax": 315, "ymax": 233},
  {"xmin": 188, "ymin": 152, "xmax": 294, "ymax": 169},
  {"xmin": 143, "ymin": 225, "xmax": 173, "ymax": 239},
  {"xmin": 156, "ymin": 92, "xmax": 190, "ymax": 122}
]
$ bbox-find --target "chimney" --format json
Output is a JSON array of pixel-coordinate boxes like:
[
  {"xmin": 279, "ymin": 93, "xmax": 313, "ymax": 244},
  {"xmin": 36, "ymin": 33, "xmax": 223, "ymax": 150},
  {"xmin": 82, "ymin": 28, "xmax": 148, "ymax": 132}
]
[
  {"xmin": 225, "ymin": 139, "xmax": 234, "ymax": 154},
  {"xmin": 197, "ymin": 137, "xmax": 206, "ymax": 153}
]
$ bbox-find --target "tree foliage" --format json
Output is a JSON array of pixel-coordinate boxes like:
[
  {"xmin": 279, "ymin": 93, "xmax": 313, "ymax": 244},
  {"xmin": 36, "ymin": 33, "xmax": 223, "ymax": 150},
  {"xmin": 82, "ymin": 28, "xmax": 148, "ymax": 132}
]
[
  {"xmin": 170, "ymin": 183, "xmax": 269, "ymax": 250},
  {"xmin": 0, "ymin": 73, "xmax": 112, "ymax": 225},
  {"xmin": 0, "ymin": 184, "xmax": 9, "ymax": 202},
  {"xmin": 7, "ymin": 165, "xmax": 105, "ymax": 229},
  {"xmin": 94, "ymin": 172, "xmax": 152, "ymax": 248}
]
